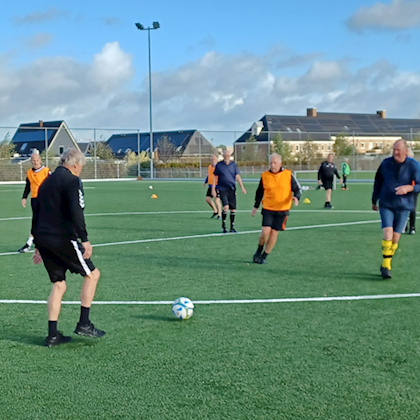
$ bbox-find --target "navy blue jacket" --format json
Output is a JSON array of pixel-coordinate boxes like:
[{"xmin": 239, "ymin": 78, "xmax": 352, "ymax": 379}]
[{"xmin": 372, "ymin": 157, "xmax": 420, "ymax": 211}]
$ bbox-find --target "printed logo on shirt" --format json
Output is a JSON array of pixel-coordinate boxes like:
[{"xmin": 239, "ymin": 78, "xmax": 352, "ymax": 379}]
[{"xmin": 78, "ymin": 189, "xmax": 85, "ymax": 209}]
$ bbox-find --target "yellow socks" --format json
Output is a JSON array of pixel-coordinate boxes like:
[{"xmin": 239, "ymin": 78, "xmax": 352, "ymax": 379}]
[
  {"xmin": 391, "ymin": 243, "xmax": 398, "ymax": 256},
  {"xmin": 381, "ymin": 240, "xmax": 393, "ymax": 270}
]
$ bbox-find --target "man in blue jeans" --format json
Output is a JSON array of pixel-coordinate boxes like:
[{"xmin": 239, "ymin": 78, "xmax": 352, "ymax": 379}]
[{"xmin": 372, "ymin": 139, "xmax": 420, "ymax": 279}]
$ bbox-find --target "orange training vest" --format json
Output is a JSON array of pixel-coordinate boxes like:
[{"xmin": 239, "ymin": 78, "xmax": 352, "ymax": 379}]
[
  {"xmin": 26, "ymin": 166, "xmax": 50, "ymax": 198},
  {"xmin": 261, "ymin": 169, "xmax": 293, "ymax": 211},
  {"xmin": 207, "ymin": 164, "xmax": 218, "ymax": 185}
]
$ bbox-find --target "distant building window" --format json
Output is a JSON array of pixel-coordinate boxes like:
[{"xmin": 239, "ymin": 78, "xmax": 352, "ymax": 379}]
[
  {"xmin": 321, "ymin": 145, "xmax": 324, "ymax": 151},
  {"xmin": 20, "ymin": 143, "xmax": 28, "ymax": 152},
  {"xmin": 361, "ymin": 142, "xmax": 365, "ymax": 149},
  {"xmin": 295, "ymin": 145, "xmax": 299, "ymax": 152},
  {"xmin": 59, "ymin": 146, "xmax": 64, "ymax": 154},
  {"xmin": 327, "ymin": 145, "xmax": 331, "ymax": 151},
  {"xmin": 117, "ymin": 148, "xmax": 122, "ymax": 154}
]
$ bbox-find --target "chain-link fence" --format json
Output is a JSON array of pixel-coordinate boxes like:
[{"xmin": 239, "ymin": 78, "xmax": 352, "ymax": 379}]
[{"xmin": 1, "ymin": 125, "xmax": 419, "ymax": 181}]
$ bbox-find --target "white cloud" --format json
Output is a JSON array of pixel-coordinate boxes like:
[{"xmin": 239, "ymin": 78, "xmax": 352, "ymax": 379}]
[
  {"xmin": 1, "ymin": 45, "xmax": 420, "ymax": 140},
  {"xmin": 346, "ymin": 0, "xmax": 420, "ymax": 32},
  {"xmin": 89, "ymin": 42, "xmax": 134, "ymax": 91}
]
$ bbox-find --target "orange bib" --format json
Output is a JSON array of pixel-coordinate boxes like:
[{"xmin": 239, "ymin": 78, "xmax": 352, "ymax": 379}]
[
  {"xmin": 27, "ymin": 166, "xmax": 50, "ymax": 198},
  {"xmin": 261, "ymin": 170, "xmax": 293, "ymax": 211}
]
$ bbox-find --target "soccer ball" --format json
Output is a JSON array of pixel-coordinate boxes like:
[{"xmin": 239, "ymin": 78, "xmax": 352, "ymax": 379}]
[
  {"xmin": 149, "ymin": 185, "xmax": 153, "ymax": 189},
  {"xmin": 172, "ymin": 297, "xmax": 194, "ymax": 320}
]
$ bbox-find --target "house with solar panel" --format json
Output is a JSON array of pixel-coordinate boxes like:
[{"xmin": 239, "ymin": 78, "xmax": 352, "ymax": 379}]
[
  {"xmin": 235, "ymin": 108, "xmax": 420, "ymax": 160},
  {"xmin": 106, "ymin": 130, "xmax": 218, "ymax": 161},
  {"xmin": 11, "ymin": 120, "xmax": 80, "ymax": 157}
]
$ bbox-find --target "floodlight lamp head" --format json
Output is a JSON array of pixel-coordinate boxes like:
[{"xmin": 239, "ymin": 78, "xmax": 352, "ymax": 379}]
[
  {"xmin": 135, "ymin": 23, "xmax": 145, "ymax": 30},
  {"xmin": 153, "ymin": 21, "xmax": 160, "ymax": 29}
]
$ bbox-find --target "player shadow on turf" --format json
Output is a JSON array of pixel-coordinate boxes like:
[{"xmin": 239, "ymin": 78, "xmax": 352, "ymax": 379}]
[
  {"xmin": 0, "ymin": 329, "xmax": 102, "ymax": 347},
  {"xmin": 353, "ymin": 273, "xmax": 392, "ymax": 281}
]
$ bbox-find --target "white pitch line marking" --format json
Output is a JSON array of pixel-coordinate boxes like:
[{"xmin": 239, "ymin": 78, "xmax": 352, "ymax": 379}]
[
  {"xmin": 2, "ymin": 293, "xmax": 420, "ymax": 305},
  {"xmin": 0, "ymin": 209, "xmax": 383, "ymax": 222},
  {"xmin": 0, "ymin": 219, "xmax": 381, "ymax": 257}
]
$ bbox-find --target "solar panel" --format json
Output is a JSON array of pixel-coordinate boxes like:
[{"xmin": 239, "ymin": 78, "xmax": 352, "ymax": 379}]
[{"xmin": 278, "ymin": 118, "xmax": 300, "ymax": 124}]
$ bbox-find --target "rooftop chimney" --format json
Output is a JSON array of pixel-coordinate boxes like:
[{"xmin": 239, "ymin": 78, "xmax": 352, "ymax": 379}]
[
  {"xmin": 307, "ymin": 107, "xmax": 317, "ymax": 117},
  {"xmin": 39, "ymin": 120, "xmax": 44, "ymax": 127},
  {"xmin": 376, "ymin": 110, "xmax": 386, "ymax": 119}
]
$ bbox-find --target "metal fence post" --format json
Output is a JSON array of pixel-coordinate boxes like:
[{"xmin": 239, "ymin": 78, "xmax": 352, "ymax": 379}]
[
  {"xmin": 44, "ymin": 128, "xmax": 48, "ymax": 168},
  {"xmin": 137, "ymin": 130, "xmax": 141, "ymax": 178},
  {"xmin": 94, "ymin": 129, "xmax": 97, "ymax": 179},
  {"xmin": 199, "ymin": 136, "xmax": 202, "ymax": 178}
]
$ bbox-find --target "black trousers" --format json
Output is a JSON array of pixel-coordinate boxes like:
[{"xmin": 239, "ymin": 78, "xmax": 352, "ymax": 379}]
[{"xmin": 409, "ymin": 193, "xmax": 419, "ymax": 230}]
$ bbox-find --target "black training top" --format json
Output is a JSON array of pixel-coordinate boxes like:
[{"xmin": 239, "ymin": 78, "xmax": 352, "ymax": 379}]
[
  {"xmin": 32, "ymin": 166, "xmax": 88, "ymax": 242},
  {"xmin": 318, "ymin": 161, "xmax": 340, "ymax": 181}
]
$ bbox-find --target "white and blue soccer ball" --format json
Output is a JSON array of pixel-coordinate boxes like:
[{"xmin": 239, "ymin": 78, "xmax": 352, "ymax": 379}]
[{"xmin": 172, "ymin": 297, "xmax": 194, "ymax": 320}]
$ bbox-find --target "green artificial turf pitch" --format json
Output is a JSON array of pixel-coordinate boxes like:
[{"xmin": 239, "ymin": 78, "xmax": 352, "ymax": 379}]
[{"xmin": 1, "ymin": 180, "xmax": 420, "ymax": 419}]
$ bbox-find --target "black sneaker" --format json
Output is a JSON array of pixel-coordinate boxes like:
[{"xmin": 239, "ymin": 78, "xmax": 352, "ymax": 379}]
[
  {"xmin": 230, "ymin": 228, "xmax": 237, "ymax": 233},
  {"xmin": 222, "ymin": 227, "xmax": 228, "ymax": 233},
  {"xmin": 257, "ymin": 257, "xmax": 267, "ymax": 265},
  {"xmin": 253, "ymin": 252, "xmax": 261, "ymax": 263},
  {"xmin": 74, "ymin": 322, "xmax": 106, "ymax": 338},
  {"xmin": 45, "ymin": 331, "xmax": 72, "ymax": 347},
  {"xmin": 409, "ymin": 229, "xmax": 415, "ymax": 235},
  {"xmin": 18, "ymin": 244, "xmax": 30, "ymax": 253},
  {"xmin": 380, "ymin": 266, "xmax": 392, "ymax": 279},
  {"xmin": 211, "ymin": 213, "xmax": 218, "ymax": 219},
  {"xmin": 217, "ymin": 216, "xmax": 221, "ymax": 220}
]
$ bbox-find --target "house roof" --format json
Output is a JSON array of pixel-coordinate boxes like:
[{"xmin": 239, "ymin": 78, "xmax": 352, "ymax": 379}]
[
  {"xmin": 76, "ymin": 141, "xmax": 93, "ymax": 154},
  {"xmin": 12, "ymin": 121, "xmax": 64, "ymax": 154},
  {"xmin": 107, "ymin": 130, "xmax": 197, "ymax": 156},
  {"xmin": 235, "ymin": 110, "xmax": 420, "ymax": 143}
]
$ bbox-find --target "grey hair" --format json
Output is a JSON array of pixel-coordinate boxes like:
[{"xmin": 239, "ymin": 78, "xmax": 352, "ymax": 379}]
[
  {"xmin": 269, "ymin": 153, "xmax": 282, "ymax": 161},
  {"xmin": 59, "ymin": 148, "xmax": 86, "ymax": 167},
  {"xmin": 395, "ymin": 139, "xmax": 408, "ymax": 150}
]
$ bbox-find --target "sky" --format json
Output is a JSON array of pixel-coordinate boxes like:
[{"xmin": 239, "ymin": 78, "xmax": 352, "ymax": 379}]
[{"xmin": 1, "ymin": 0, "xmax": 420, "ymax": 144}]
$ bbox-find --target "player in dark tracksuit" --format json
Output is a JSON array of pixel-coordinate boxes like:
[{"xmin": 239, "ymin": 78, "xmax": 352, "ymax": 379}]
[
  {"xmin": 318, "ymin": 153, "xmax": 340, "ymax": 209},
  {"xmin": 32, "ymin": 148, "xmax": 105, "ymax": 347},
  {"xmin": 405, "ymin": 150, "xmax": 420, "ymax": 235},
  {"xmin": 372, "ymin": 140, "xmax": 420, "ymax": 279}
]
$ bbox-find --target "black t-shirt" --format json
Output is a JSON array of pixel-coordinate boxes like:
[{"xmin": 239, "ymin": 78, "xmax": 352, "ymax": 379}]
[{"xmin": 318, "ymin": 161, "xmax": 340, "ymax": 181}]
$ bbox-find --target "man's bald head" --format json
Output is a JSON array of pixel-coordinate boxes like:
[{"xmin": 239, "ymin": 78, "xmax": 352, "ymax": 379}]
[{"xmin": 30, "ymin": 153, "xmax": 42, "ymax": 170}]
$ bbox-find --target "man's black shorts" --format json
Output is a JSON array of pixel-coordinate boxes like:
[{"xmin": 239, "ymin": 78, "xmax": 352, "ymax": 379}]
[
  {"xmin": 262, "ymin": 209, "xmax": 289, "ymax": 231},
  {"xmin": 206, "ymin": 186, "xmax": 220, "ymax": 198},
  {"xmin": 35, "ymin": 236, "xmax": 96, "ymax": 283},
  {"xmin": 219, "ymin": 189, "xmax": 236, "ymax": 210},
  {"xmin": 322, "ymin": 178, "xmax": 333, "ymax": 190}
]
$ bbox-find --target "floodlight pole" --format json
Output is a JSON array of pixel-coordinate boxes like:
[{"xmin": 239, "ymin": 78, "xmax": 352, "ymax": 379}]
[{"xmin": 136, "ymin": 21, "xmax": 160, "ymax": 179}]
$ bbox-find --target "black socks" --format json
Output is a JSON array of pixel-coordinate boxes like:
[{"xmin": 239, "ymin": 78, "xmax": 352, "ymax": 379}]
[
  {"xmin": 79, "ymin": 306, "xmax": 90, "ymax": 326},
  {"xmin": 48, "ymin": 321, "xmax": 58, "ymax": 337}
]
